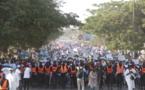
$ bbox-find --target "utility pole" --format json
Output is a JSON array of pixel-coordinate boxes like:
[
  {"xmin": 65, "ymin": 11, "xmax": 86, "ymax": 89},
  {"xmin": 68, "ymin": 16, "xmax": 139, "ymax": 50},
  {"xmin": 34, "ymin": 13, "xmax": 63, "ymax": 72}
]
[{"xmin": 132, "ymin": 0, "xmax": 135, "ymax": 58}]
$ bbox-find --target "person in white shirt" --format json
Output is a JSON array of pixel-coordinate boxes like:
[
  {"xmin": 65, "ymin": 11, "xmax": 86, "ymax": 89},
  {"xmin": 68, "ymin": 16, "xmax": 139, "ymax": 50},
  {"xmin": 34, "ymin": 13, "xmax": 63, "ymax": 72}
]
[
  {"xmin": 76, "ymin": 63, "xmax": 86, "ymax": 90},
  {"xmin": 15, "ymin": 65, "xmax": 22, "ymax": 90},
  {"xmin": 7, "ymin": 68, "xmax": 17, "ymax": 90},
  {"xmin": 23, "ymin": 63, "xmax": 31, "ymax": 90},
  {"xmin": 124, "ymin": 65, "xmax": 136, "ymax": 90}
]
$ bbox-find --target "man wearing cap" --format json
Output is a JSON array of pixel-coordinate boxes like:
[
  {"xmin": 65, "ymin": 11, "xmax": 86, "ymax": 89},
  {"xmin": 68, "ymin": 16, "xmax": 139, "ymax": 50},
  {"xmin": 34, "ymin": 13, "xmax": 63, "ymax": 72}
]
[
  {"xmin": 23, "ymin": 63, "xmax": 31, "ymax": 90},
  {"xmin": 76, "ymin": 63, "xmax": 86, "ymax": 90},
  {"xmin": 7, "ymin": 68, "xmax": 17, "ymax": 90},
  {"xmin": 97, "ymin": 62, "xmax": 104, "ymax": 90},
  {"xmin": 69, "ymin": 62, "xmax": 77, "ymax": 88},
  {"xmin": 116, "ymin": 61, "xmax": 124, "ymax": 90},
  {"xmin": 15, "ymin": 65, "xmax": 22, "ymax": 90},
  {"xmin": 60, "ymin": 61, "xmax": 68, "ymax": 88},
  {"xmin": 37, "ymin": 61, "xmax": 44, "ymax": 87},
  {"xmin": 50, "ymin": 61, "xmax": 58, "ymax": 87},
  {"xmin": 105, "ymin": 61, "xmax": 113, "ymax": 90}
]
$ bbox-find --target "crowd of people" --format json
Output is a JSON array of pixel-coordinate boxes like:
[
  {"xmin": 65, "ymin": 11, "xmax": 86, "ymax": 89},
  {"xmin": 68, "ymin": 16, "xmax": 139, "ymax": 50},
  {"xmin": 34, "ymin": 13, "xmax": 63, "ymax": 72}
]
[{"xmin": 0, "ymin": 43, "xmax": 145, "ymax": 90}]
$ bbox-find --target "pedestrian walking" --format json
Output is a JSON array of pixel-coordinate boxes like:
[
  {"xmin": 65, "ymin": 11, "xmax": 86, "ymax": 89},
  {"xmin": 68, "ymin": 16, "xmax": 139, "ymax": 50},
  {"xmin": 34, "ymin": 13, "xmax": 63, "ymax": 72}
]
[
  {"xmin": 7, "ymin": 68, "xmax": 17, "ymax": 90},
  {"xmin": 23, "ymin": 63, "xmax": 31, "ymax": 90},
  {"xmin": 60, "ymin": 61, "xmax": 68, "ymax": 88},
  {"xmin": 88, "ymin": 68, "xmax": 97, "ymax": 90},
  {"xmin": 124, "ymin": 64, "xmax": 136, "ymax": 90},
  {"xmin": 0, "ymin": 71, "xmax": 8, "ymax": 90},
  {"xmin": 15, "ymin": 65, "xmax": 22, "ymax": 90},
  {"xmin": 76, "ymin": 63, "xmax": 86, "ymax": 90}
]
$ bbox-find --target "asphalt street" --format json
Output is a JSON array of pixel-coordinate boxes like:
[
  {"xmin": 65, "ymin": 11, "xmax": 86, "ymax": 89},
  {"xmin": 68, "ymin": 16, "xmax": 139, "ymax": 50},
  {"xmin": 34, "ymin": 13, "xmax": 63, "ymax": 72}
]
[{"xmin": 29, "ymin": 85, "xmax": 133, "ymax": 90}]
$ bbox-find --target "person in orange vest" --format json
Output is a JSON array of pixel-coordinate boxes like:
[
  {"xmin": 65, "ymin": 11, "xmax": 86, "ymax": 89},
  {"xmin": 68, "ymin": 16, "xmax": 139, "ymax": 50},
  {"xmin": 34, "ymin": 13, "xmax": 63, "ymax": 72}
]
[
  {"xmin": 69, "ymin": 62, "xmax": 77, "ymax": 88},
  {"xmin": 44, "ymin": 61, "xmax": 51, "ymax": 88},
  {"xmin": 116, "ymin": 61, "xmax": 124, "ymax": 90},
  {"xmin": 30, "ymin": 62, "xmax": 37, "ymax": 87},
  {"xmin": 50, "ymin": 61, "xmax": 58, "ymax": 87},
  {"xmin": 140, "ymin": 61, "xmax": 145, "ymax": 90},
  {"xmin": 57, "ymin": 60, "xmax": 61, "ymax": 87},
  {"xmin": 105, "ymin": 61, "xmax": 113, "ymax": 90},
  {"xmin": 60, "ymin": 61, "xmax": 68, "ymax": 88},
  {"xmin": 37, "ymin": 61, "xmax": 44, "ymax": 87},
  {"xmin": 0, "ymin": 75, "xmax": 8, "ymax": 90},
  {"xmin": 0, "ymin": 69, "xmax": 8, "ymax": 90},
  {"xmin": 88, "ymin": 61, "xmax": 95, "ymax": 71}
]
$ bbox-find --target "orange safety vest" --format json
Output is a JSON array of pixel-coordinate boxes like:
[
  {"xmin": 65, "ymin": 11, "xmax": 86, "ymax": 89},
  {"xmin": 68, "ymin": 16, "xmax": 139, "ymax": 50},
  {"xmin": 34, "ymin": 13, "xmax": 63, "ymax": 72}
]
[
  {"xmin": 106, "ymin": 66, "xmax": 113, "ymax": 74},
  {"xmin": 38, "ymin": 66, "xmax": 44, "ymax": 73},
  {"xmin": 89, "ymin": 65, "xmax": 94, "ymax": 70},
  {"xmin": 0, "ymin": 80, "xmax": 8, "ymax": 90},
  {"xmin": 141, "ymin": 66, "xmax": 145, "ymax": 73},
  {"xmin": 60, "ymin": 65, "xmax": 68, "ymax": 73},
  {"xmin": 52, "ymin": 66, "xmax": 58, "ymax": 73},
  {"xmin": 31, "ymin": 66, "xmax": 36, "ymax": 73},
  {"xmin": 117, "ymin": 65, "xmax": 124, "ymax": 74},
  {"xmin": 132, "ymin": 66, "xmax": 136, "ymax": 70},
  {"xmin": 70, "ymin": 66, "xmax": 77, "ymax": 75},
  {"xmin": 45, "ymin": 66, "xmax": 51, "ymax": 75}
]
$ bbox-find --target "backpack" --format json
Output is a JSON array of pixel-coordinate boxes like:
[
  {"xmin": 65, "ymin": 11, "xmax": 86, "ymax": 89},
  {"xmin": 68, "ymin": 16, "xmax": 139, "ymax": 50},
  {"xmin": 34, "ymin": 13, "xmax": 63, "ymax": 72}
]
[{"xmin": 76, "ymin": 67, "xmax": 83, "ymax": 79}]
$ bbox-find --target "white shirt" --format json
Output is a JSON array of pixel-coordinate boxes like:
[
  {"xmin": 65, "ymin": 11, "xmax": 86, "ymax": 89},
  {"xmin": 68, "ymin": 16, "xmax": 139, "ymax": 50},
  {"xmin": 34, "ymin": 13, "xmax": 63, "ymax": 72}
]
[
  {"xmin": 76, "ymin": 66, "xmax": 86, "ymax": 80},
  {"xmin": 7, "ymin": 73, "xmax": 17, "ymax": 90},
  {"xmin": 23, "ymin": 67, "xmax": 31, "ymax": 78},
  {"xmin": 15, "ymin": 68, "xmax": 21, "ymax": 80}
]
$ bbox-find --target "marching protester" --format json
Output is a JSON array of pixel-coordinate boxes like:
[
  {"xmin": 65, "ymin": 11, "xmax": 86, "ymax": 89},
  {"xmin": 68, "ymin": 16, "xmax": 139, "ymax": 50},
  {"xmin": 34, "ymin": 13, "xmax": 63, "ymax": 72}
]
[
  {"xmin": 0, "ymin": 42, "xmax": 145, "ymax": 90},
  {"xmin": 51, "ymin": 61, "xmax": 58, "ymax": 87},
  {"xmin": 23, "ymin": 63, "xmax": 31, "ymax": 90},
  {"xmin": 69, "ymin": 62, "xmax": 77, "ymax": 88},
  {"xmin": 105, "ymin": 61, "xmax": 113, "ymax": 90},
  {"xmin": 7, "ymin": 68, "xmax": 17, "ymax": 90},
  {"xmin": 37, "ymin": 61, "xmax": 44, "ymax": 87},
  {"xmin": 76, "ymin": 63, "xmax": 86, "ymax": 90},
  {"xmin": 30, "ymin": 61, "xmax": 37, "ymax": 87},
  {"xmin": 97, "ymin": 62, "xmax": 104, "ymax": 90},
  {"xmin": 124, "ymin": 64, "xmax": 136, "ymax": 90},
  {"xmin": 116, "ymin": 61, "xmax": 124, "ymax": 90},
  {"xmin": 15, "ymin": 65, "xmax": 22, "ymax": 90},
  {"xmin": 0, "ymin": 71, "xmax": 8, "ymax": 90},
  {"xmin": 60, "ymin": 61, "xmax": 68, "ymax": 88},
  {"xmin": 88, "ymin": 68, "xmax": 97, "ymax": 90},
  {"xmin": 44, "ymin": 61, "xmax": 51, "ymax": 88}
]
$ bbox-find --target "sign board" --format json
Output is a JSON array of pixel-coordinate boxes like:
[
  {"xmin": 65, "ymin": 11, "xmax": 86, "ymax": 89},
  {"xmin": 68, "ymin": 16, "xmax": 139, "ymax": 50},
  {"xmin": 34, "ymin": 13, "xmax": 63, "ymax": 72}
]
[
  {"xmin": 106, "ymin": 54, "xmax": 113, "ymax": 60},
  {"xmin": 132, "ymin": 59, "xmax": 139, "ymax": 65},
  {"xmin": 118, "ymin": 55, "xmax": 126, "ymax": 61}
]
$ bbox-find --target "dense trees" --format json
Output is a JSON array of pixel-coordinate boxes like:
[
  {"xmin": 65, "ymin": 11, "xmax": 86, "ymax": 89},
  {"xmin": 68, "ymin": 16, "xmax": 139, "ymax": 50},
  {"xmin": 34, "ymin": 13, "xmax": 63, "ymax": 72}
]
[
  {"xmin": 83, "ymin": 0, "xmax": 145, "ymax": 51},
  {"xmin": 0, "ymin": 0, "xmax": 81, "ymax": 51}
]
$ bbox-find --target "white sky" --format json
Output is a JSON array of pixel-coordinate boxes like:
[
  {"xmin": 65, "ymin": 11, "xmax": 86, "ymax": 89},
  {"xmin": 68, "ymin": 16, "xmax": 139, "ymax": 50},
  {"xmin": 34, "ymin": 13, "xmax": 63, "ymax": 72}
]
[{"xmin": 60, "ymin": 0, "xmax": 112, "ymax": 22}]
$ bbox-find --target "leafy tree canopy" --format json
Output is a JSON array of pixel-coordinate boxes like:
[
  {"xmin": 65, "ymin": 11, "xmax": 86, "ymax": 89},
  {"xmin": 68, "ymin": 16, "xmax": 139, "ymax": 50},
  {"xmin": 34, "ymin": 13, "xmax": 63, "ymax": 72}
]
[
  {"xmin": 0, "ymin": 0, "xmax": 81, "ymax": 51},
  {"xmin": 83, "ymin": 0, "xmax": 145, "ymax": 51}
]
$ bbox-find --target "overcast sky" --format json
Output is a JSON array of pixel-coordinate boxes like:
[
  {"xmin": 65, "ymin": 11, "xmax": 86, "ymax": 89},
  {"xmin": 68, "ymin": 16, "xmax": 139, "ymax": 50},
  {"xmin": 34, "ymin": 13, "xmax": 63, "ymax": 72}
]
[{"xmin": 60, "ymin": 0, "xmax": 112, "ymax": 22}]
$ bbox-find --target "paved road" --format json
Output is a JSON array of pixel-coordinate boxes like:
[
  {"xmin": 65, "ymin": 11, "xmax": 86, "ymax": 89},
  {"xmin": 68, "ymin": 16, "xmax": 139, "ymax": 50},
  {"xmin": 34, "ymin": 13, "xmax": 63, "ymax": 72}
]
[{"xmin": 29, "ymin": 85, "xmax": 138, "ymax": 90}]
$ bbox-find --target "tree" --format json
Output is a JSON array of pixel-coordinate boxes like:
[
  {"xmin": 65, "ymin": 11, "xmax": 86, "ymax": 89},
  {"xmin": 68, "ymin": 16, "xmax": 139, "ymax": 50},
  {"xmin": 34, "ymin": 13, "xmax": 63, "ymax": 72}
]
[
  {"xmin": 0, "ymin": 0, "xmax": 81, "ymax": 51},
  {"xmin": 83, "ymin": 0, "xmax": 145, "ymax": 51}
]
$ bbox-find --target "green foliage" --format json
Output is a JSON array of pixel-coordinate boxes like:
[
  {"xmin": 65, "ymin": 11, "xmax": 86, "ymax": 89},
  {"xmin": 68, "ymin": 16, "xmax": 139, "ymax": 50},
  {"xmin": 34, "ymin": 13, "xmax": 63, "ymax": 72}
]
[
  {"xmin": 83, "ymin": 0, "xmax": 145, "ymax": 51},
  {"xmin": 0, "ymin": 0, "xmax": 81, "ymax": 51}
]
